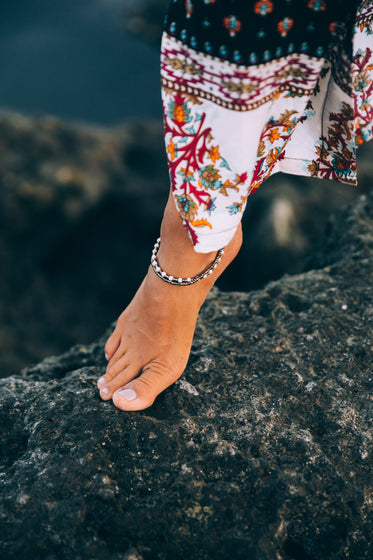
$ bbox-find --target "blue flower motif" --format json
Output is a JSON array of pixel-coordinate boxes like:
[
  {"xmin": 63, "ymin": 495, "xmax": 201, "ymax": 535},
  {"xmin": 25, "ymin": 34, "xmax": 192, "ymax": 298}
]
[
  {"xmin": 206, "ymin": 197, "xmax": 217, "ymax": 215},
  {"xmin": 220, "ymin": 159, "xmax": 231, "ymax": 170},
  {"xmin": 199, "ymin": 166, "xmax": 222, "ymax": 190},
  {"xmin": 219, "ymin": 45, "xmax": 228, "ymax": 57},
  {"xmin": 204, "ymin": 41, "xmax": 213, "ymax": 53},
  {"xmin": 331, "ymin": 155, "xmax": 351, "ymax": 179},
  {"xmin": 233, "ymin": 50, "xmax": 242, "ymax": 63},
  {"xmin": 355, "ymin": 77, "xmax": 368, "ymax": 92},
  {"xmin": 190, "ymin": 36, "xmax": 197, "ymax": 48},
  {"xmin": 250, "ymin": 52, "xmax": 258, "ymax": 64},
  {"xmin": 177, "ymin": 170, "xmax": 193, "ymax": 183},
  {"xmin": 228, "ymin": 203, "xmax": 240, "ymax": 215},
  {"xmin": 176, "ymin": 194, "xmax": 195, "ymax": 213}
]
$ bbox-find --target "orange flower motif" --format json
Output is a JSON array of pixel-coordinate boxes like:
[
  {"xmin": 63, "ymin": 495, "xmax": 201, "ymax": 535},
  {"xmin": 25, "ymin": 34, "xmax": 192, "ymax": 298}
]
[
  {"xmin": 268, "ymin": 128, "xmax": 281, "ymax": 143},
  {"xmin": 224, "ymin": 15, "xmax": 242, "ymax": 37},
  {"xmin": 308, "ymin": 0, "xmax": 326, "ymax": 11},
  {"xmin": 190, "ymin": 219, "xmax": 212, "ymax": 229},
  {"xmin": 180, "ymin": 167, "xmax": 194, "ymax": 182},
  {"xmin": 266, "ymin": 148, "xmax": 280, "ymax": 165},
  {"xmin": 167, "ymin": 139, "xmax": 177, "ymax": 160},
  {"xmin": 254, "ymin": 0, "xmax": 273, "ymax": 16},
  {"xmin": 209, "ymin": 145, "xmax": 220, "ymax": 163},
  {"xmin": 329, "ymin": 22, "xmax": 336, "ymax": 34},
  {"xmin": 277, "ymin": 17, "xmax": 293, "ymax": 38},
  {"xmin": 174, "ymin": 105, "xmax": 186, "ymax": 123}
]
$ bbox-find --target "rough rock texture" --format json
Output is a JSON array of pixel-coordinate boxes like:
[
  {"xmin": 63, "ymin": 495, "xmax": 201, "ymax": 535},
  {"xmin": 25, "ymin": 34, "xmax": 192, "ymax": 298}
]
[
  {"xmin": 1, "ymin": 109, "xmax": 372, "ymax": 376},
  {"xmin": 1, "ymin": 190, "xmax": 372, "ymax": 560}
]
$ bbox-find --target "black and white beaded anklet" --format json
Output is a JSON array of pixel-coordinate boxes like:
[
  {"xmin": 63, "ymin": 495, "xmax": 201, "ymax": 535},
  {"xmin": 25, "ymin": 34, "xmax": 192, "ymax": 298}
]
[{"xmin": 150, "ymin": 237, "xmax": 224, "ymax": 286}]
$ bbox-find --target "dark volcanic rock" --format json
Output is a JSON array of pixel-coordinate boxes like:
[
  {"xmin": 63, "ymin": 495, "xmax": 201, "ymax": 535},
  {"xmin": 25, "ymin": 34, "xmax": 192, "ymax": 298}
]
[{"xmin": 0, "ymin": 191, "xmax": 372, "ymax": 559}]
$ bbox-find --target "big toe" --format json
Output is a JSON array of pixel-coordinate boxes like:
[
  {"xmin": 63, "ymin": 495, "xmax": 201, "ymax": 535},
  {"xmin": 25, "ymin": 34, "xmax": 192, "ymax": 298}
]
[{"xmin": 112, "ymin": 364, "xmax": 181, "ymax": 411}]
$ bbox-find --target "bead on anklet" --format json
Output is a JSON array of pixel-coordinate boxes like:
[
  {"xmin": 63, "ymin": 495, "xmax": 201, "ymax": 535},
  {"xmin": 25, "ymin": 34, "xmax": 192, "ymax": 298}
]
[{"xmin": 150, "ymin": 238, "xmax": 224, "ymax": 286}]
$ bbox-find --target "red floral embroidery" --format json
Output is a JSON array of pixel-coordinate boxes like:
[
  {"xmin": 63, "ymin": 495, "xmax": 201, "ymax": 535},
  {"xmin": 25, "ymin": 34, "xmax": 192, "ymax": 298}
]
[
  {"xmin": 163, "ymin": 92, "xmax": 249, "ymax": 245},
  {"xmin": 228, "ymin": 110, "xmax": 299, "ymax": 216},
  {"xmin": 308, "ymin": 102, "xmax": 356, "ymax": 183},
  {"xmin": 250, "ymin": 110, "xmax": 299, "ymax": 192},
  {"xmin": 352, "ymin": 47, "xmax": 373, "ymax": 145}
]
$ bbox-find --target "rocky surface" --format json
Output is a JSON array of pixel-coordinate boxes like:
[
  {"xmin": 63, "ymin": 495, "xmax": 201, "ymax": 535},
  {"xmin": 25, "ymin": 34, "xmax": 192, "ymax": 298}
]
[
  {"xmin": 0, "ymin": 189, "xmax": 372, "ymax": 560},
  {"xmin": 1, "ymin": 109, "xmax": 372, "ymax": 376}
]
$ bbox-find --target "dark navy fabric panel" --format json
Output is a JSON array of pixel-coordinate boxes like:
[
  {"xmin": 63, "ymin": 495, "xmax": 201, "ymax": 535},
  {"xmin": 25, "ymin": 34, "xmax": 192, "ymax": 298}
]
[{"xmin": 164, "ymin": 0, "xmax": 359, "ymax": 65}]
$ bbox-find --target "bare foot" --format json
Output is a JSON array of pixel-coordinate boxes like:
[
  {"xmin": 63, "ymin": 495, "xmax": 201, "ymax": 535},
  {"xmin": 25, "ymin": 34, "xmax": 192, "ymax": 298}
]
[{"xmin": 97, "ymin": 193, "xmax": 242, "ymax": 411}]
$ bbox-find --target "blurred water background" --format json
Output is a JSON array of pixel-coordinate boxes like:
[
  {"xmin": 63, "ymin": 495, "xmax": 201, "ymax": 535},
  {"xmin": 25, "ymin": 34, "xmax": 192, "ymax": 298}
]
[{"xmin": 0, "ymin": 0, "xmax": 165, "ymax": 123}]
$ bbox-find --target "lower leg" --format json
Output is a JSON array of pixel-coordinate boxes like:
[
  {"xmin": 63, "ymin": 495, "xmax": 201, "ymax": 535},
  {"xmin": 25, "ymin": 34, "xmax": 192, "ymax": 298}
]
[{"xmin": 98, "ymin": 191, "xmax": 242, "ymax": 411}]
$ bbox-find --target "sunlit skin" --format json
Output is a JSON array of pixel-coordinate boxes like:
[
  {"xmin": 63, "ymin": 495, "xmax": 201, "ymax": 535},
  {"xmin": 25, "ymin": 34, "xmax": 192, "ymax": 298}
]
[{"xmin": 97, "ymin": 191, "xmax": 242, "ymax": 411}]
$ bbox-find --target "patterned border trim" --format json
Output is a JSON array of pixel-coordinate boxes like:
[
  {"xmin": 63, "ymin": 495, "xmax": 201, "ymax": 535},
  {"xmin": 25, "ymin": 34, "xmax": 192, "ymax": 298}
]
[
  {"xmin": 161, "ymin": 35, "xmax": 324, "ymax": 112},
  {"xmin": 161, "ymin": 78, "xmax": 316, "ymax": 112}
]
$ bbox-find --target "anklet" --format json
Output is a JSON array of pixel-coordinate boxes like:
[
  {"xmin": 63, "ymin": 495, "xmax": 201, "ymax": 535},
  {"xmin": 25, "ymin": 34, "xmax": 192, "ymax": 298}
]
[{"xmin": 151, "ymin": 238, "xmax": 224, "ymax": 286}]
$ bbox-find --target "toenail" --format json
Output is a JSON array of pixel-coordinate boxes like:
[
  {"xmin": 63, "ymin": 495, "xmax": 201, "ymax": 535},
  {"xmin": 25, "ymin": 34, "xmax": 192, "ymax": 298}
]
[
  {"xmin": 105, "ymin": 352, "xmax": 109, "ymax": 361},
  {"xmin": 117, "ymin": 388, "xmax": 137, "ymax": 401},
  {"xmin": 98, "ymin": 377, "xmax": 105, "ymax": 385},
  {"xmin": 101, "ymin": 387, "xmax": 109, "ymax": 395}
]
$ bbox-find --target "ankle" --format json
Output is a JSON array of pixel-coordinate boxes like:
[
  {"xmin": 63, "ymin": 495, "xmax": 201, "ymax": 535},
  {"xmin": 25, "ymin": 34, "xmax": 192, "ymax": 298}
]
[
  {"xmin": 156, "ymin": 190, "xmax": 242, "ymax": 281},
  {"xmin": 158, "ymin": 194, "xmax": 216, "ymax": 277}
]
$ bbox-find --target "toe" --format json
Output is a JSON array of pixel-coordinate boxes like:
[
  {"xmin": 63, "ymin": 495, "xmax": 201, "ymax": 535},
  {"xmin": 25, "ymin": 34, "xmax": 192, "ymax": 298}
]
[
  {"xmin": 98, "ymin": 363, "xmax": 141, "ymax": 400},
  {"xmin": 105, "ymin": 354, "xmax": 131, "ymax": 382},
  {"xmin": 112, "ymin": 362, "xmax": 182, "ymax": 411},
  {"xmin": 107, "ymin": 341, "xmax": 128, "ymax": 372},
  {"xmin": 104, "ymin": 328, "xmax": 121, "ymax": 360}
]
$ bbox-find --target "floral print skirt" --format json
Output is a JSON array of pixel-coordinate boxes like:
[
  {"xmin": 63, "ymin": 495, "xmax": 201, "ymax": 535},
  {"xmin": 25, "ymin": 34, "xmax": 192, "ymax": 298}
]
[{"xmin": 161, "ymin": 0, "xmax": 373, "ymax": 252}]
